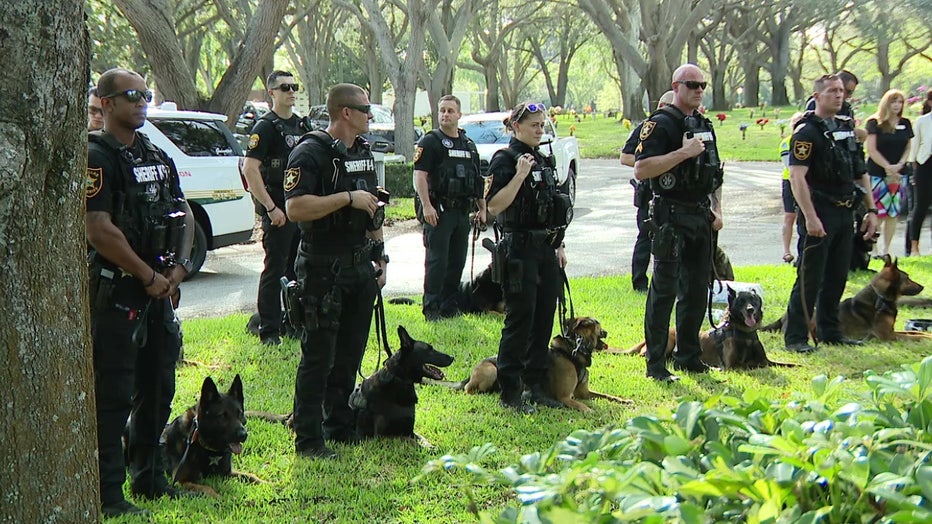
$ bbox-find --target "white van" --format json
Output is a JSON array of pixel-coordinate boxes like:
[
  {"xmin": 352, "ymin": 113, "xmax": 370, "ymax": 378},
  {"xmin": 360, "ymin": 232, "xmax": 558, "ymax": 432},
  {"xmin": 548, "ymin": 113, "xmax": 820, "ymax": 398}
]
[{"xmin": 140, "ymin": 105, "xmax": 255, "ymax": 277}]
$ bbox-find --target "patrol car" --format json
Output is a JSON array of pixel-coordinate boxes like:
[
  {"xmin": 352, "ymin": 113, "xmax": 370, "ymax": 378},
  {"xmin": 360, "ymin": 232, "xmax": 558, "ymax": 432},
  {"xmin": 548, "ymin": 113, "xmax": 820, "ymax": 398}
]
[
  {"xmin": 140, "ymin": 103, "xmax": 255, "ymax": 278},
  {"xmin": 460, "ymin": 111, "xmax": 580, "ymax": 204}
]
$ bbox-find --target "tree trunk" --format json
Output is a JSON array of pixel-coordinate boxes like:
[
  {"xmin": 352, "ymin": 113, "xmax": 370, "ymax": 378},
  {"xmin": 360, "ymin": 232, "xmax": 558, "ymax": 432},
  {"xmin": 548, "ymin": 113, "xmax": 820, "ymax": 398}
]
[
  {"xmin": 485, "ymin": 68, "xmax": 501, "ymax": 112},
  {"xmin": 0, "ymin": 2, "xmax": 100, "ymax": 522},
  {"xmin": 768, "ymin": 22, "xmax": 792, "ymax": 106},
  {"xmin": 614, "ymin": 51, "xmax": 646, "ymax": 120},
  {"xmin": 742, "ymin": 58, "xmax": 761, "ymax": 108}
]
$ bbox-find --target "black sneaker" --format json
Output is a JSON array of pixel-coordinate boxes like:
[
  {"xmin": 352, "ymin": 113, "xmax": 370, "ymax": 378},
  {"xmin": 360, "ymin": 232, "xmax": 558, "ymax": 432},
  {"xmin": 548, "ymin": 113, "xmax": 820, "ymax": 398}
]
[
  {"xmin": 785, "ymin": 342, "xmax": 818, "ymax": 353},
  {"xmin": 296, "ymin": 445, "xmax": 338, "ymax": 460},
  {"xmin": 673, "ymin": 361, "xmax": 715, "ymax": 374},
  {"xmin": 261, "ymin": 335, "xmax": 282, "ymax": 346},
  {"xmin": 102, "ymin": 499, "xmax": 150, "ymax": 519},
  {"xmin": 522, "ymin": 385, "xmax": 564, "ymax": 408},
  {"xmin": 499, "ymin": 395, "xmax": 537, "ymax": 414},
  {"xmin": 647, "ymin": 369, "xmax": 680, "ymax": 382},
  {"xmin": 132, "ymin": 483, "xmax": 200, "ymax": 500},
  {"xmin": 822, "ymin": 337, "xmax": 863, "ymax": 346}
]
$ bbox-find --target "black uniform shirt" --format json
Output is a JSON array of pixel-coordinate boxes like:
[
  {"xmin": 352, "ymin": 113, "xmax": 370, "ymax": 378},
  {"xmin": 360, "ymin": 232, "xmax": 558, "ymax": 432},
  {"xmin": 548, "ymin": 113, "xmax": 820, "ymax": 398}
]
[
  {"xmin": 86, "ymin": 132, "xmax": 182, "ymax": 215},
  {"xmin": 486, "ymin": 137, "xmax": 545, "ymax": 204},
  {"xmin": 414, "ymin": 129, "xmax": 481, "ymax": 200},
  {"xmin": 865, "ymin": 117, "xmax": 914, "ymax": 177},
  {"xmin": 246, "ymin": 113, "xmax": 304, "ymax": 199},
  {"xmin": 788, "ymin": 115, "xmax": 859, "ymax": 196},
  {"xmin": 635, "ymin": 107, "xmax": 710, "ymax": 202},
  {"xmin": 622, "ymin": 124, "xmax": 642, "ymax": 155}
]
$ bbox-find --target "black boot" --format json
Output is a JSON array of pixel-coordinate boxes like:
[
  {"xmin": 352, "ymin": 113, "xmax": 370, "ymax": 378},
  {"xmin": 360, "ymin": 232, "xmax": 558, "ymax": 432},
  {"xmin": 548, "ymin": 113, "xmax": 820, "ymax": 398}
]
[
  {"xmin": 522, "ymin": 383, "xmax": 563, "ymax": 408},
  {"xmin": 499, "ymin": 388, "xmax": 536, "ymax": 414}
]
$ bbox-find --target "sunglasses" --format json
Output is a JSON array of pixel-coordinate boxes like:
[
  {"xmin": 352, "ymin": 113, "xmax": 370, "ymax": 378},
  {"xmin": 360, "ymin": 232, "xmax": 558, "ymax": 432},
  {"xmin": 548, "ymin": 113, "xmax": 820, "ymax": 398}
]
[
  {"xmin": 678, "ymin": 80, "xmax": 707, "ymax": 90},
  {"xmin": 343, "ymin": 104, "xmax": 372, "ymax": 114},
  {"xmin": 274, "ymin": 83, "xmax": 300, "ymax": 92},
  {"xmin": 101, "ymin": 89, "xmax": 154, "ymax": 103},
  {"xmin": 515, "ymin": 102, "xmax": 545, "ymax": 122}
]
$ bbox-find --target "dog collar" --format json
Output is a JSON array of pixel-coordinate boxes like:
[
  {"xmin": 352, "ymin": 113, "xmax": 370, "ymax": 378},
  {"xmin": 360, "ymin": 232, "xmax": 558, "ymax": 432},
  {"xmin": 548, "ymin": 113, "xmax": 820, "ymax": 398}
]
[{"xmin": 188, "ymin": 416, "xmax": 225, "ymax": 454}]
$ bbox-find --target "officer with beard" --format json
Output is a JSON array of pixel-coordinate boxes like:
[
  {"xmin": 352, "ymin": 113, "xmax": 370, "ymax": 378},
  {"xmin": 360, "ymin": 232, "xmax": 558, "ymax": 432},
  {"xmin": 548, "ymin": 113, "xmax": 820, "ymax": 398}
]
[
  {"xmin": 85, "ymin": 68, "xmax": 197, "ymax": 517},
  {"xmin": 285, "ymin": 83, "xmax": 387, "ymax": 459},
  {"xmin": 634, "ymin": 64, "xmax": 724, "ymax": 383},
  {"xmin": 413, "ymin": 94, "xmax": 486, "ymax": 320},
  {"xmin": 242, "ymin": 70, "xmax": 308, "ymax": 346}
]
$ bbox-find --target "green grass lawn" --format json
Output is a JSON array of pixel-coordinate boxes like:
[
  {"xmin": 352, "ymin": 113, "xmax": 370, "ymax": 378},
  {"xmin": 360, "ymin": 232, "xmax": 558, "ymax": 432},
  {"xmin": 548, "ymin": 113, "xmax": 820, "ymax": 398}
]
[{"xmin": 124, "ymin": 258, "xmax": 932, "ymax": 523}]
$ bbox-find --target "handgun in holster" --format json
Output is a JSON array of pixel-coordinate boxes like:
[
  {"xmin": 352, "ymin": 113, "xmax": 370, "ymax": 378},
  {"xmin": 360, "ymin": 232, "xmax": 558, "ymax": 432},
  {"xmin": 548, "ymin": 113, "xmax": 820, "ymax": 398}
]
[
  {"xmin": 482, "ymin": 237, "xmax": 506, "ymax": 284},
  {"xmin": 281, "ymin": 277, "xmax": 305, "ymax": 331}
]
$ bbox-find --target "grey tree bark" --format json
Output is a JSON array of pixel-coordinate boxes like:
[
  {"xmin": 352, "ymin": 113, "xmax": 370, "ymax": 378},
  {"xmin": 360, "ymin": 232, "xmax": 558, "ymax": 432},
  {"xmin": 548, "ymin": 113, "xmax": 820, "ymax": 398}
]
[
  {"xmin": 525, "ymin": 3, "xmax": 593, "ymax": 108},
  {"xmin": 419, "ymin": 0, "xmax": 478, "ymax": 128},
  {"xmin": 281, "ymin": 0, "xmax": 350, "ymax": 107},
  {"xmin": 0, "ymin": 1, "xmax": 100, "ymax": 522}
]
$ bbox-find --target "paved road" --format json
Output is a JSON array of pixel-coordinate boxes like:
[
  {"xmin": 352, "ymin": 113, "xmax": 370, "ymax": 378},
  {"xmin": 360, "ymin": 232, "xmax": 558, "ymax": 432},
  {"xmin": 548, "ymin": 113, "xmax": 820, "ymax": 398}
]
[{"xmin": 176, "ymin": 159, "xmax": 924, "ymax": 319}]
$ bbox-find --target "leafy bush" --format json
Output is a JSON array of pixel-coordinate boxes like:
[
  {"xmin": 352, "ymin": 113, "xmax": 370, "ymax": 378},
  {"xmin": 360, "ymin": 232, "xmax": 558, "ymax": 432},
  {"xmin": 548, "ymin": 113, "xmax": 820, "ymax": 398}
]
[
  {"xmin": 422, "ymin": 356, "xmax": 932, "ymax": 523},
  {"xmin": 384, "ymin": 162, "xmax": 415, "ymax": 198}
]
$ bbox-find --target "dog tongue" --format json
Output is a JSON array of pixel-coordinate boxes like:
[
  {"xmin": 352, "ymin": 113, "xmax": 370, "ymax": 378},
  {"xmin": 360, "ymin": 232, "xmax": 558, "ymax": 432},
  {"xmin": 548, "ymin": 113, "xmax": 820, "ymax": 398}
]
[
  {"xmin": 423, "ymin": 364, "xmax": 445, "ymax": 380},
  {"xmin": 744, "ymin": 312, "xmax": 758, "ymax": 328},
  {"xmin": 230, "ymin": 442, "xmax": 243, "ymax": 455}
]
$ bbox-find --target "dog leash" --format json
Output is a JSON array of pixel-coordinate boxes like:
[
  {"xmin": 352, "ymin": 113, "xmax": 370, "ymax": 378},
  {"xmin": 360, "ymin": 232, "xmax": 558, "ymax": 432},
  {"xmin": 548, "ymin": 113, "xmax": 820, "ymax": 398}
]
[
  {"xmin": 469, "ymin": 220, "xmax": 481, "ymax": 282},
  {"xmin": 558, "ymin": 268, "xmax": 575, "ymax": 338},
  {"xmin": 365, "ymin": 287, "xmax": 392, "ymax": 380}
]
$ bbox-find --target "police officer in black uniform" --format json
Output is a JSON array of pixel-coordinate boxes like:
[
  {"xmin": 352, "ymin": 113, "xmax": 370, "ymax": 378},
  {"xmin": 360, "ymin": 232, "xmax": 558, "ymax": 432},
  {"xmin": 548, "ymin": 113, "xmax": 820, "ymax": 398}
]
[
  {"xmin": 414, "ymin": 94, "xmax": 486, "ymax": 320},
  {"xmin": 622, "ymin": 90, "xmax": 674, "ymax": 292},
  {"xmin": 85, "ymin": 68, "xmax": 197, "ymax": 518},
  {"xmin": 285, "ymin": 83, "xmax": 387, "ymax": 458},
  {"xmin": 634, "ymin": 64, "xmax": 724, "ymax": 383},
  {"xmin": 486, "ymin": 102, "xmax": 572, "ymax": 413},
  {"xmin": 783, "ymin": 74, "xmax": 878, "ymax": 353},
  {"xmin": 243, "ymin": 70, "xmax": 308, "ymax": 345}
]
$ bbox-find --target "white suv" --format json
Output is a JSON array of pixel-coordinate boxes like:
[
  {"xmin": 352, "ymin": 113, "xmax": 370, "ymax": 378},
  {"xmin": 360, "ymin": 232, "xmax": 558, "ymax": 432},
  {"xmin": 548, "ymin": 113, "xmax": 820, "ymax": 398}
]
[{"xmin": 140, "ymin": 105, "xmax": 255, "ymax": 277}]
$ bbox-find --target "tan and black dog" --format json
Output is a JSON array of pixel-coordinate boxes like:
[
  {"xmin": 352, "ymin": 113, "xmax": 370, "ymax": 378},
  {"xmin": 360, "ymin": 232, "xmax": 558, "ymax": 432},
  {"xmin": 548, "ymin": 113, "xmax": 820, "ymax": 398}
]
[
  {"xmin": 626, "ymin": 288, "xmax": 793, "ymax": 369},
  {"xmin": 162, "ymin": 375, "xmax": 263, "ymax": 497},
  {"xmin": 464, "ymin": 317, "xmax": 633, "ymax": 412},
  {"xmin": 762, "ymin": 255, "xmax": 931, "ymax": 342}
]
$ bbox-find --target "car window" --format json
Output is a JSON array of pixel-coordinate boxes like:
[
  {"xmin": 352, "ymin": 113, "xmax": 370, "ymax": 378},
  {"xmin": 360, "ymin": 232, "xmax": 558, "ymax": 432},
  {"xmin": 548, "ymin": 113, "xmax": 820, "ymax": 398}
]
[
  {"xmin": 462, "ymin": 120, "xmax": 510, "ymax": 145},
  {"xmin": 370, "ymin": 105, "xmax": 393, "ymax": 124},
  {"xmin": 150, "ymin": 119, "xmax": 242, "ymax": 157},
  {"xmin": 544, "ymin": 119, "xmax": 556, "ymax": 137}
]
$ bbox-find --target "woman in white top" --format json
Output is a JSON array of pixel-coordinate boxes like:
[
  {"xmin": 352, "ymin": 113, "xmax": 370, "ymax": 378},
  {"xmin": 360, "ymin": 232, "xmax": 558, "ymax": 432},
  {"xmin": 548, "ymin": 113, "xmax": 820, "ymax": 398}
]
[{"xmin": 908, "ymin": 91, "xmax": 932, "ymax": 255}]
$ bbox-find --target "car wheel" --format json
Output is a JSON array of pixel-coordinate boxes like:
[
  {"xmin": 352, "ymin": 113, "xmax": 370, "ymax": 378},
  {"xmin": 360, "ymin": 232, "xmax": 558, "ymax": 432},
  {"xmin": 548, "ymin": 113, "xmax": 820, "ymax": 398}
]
[
  {"xmin": 562, "ymin": 166, "xmax": 577, "ymax": 206},
  {"xmin": 184, "ymin": 220, "xmax": 208, "ymax": 281}
]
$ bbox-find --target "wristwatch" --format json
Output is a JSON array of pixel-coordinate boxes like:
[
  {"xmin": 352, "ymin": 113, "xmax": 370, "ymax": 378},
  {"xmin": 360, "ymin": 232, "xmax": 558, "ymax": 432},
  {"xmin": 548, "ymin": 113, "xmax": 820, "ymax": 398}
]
[
  {"xmin": 866, "ymin": 208, "xmax": 879, "ymax": 215},
  {"xmin": 178, "ymin": 257, "xmax": 195, "ymax": 274}
]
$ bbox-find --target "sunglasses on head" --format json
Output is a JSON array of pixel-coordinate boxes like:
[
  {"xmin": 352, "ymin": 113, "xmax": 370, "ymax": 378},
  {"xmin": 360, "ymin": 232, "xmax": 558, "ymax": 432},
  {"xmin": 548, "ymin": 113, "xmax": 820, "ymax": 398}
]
[
  {"xmin": 274, "ymin": 83, "xmax": 300, "ymax": 92},
  {"xmin": 343, "ymin": 104, "xmax": 371, "ymax": 114},
  {"xmin": 678, "ymin": 80, "xmax": 707, "ymax": 90},
  {"xmin": 101, "ymin": 89, "xmax": 154, "ymax": 103},
  {"xmin": 515, "ymin": 102, "xmax": 545, "ymax": 122}
]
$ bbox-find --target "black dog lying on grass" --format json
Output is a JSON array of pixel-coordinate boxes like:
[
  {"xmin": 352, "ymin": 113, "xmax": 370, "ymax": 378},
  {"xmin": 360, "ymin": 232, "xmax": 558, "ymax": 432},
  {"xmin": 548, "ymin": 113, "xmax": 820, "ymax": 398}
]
[
  {"xmin": 387, "ymin": 264, "xmax": 505, "ymax": 315},
  {"xmin": 349, "ymin": 326, "xmax": 453, "ymax": 445}
]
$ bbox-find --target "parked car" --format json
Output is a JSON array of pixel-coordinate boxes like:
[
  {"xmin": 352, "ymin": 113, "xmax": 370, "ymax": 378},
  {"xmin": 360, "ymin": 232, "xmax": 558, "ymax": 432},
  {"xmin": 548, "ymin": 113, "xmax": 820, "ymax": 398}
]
[
  {"xmin": 460, "ymin": 111, "xmax": 580, "ymax": 203},
  {"xmin": 234, "ymin": 101, "xmax": 270, "ymax": 135},
  {"xmin": 306, "ymin": 103, "xmax": 424, "ymax": 154},
  {"xmin": 141, "ymin": 104, "xmax": 256, "ymax": 278}
]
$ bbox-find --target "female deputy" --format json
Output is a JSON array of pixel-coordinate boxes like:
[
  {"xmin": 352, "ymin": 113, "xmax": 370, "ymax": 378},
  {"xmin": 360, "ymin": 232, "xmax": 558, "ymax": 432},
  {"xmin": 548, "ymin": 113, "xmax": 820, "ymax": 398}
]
[{"xmin": 485, "ymin": 102, "xmax": 571, "ymax": 414}]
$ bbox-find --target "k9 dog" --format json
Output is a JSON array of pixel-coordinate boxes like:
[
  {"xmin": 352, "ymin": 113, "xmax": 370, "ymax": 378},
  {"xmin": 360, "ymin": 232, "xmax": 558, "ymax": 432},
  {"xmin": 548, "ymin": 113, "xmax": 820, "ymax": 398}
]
[
  {"xmin": 627, "ymin": 288, "xmax": 793, "ymax": 369},
  {"xmin": 161, "ymin": 375, "xmax": 261, "ymax": 497},
  {"xmin": 349, "ymin": 326, "xmax": 454, "ymax": 442},
  {"xmin": 464, "ymin": 316, "xmax": 633, "ymax": 411}
]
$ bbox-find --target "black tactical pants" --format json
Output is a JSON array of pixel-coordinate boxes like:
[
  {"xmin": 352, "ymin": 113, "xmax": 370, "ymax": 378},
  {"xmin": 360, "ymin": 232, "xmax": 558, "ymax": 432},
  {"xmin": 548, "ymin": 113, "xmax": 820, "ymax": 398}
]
[
  {"xmin": 496, "ymin": 234, "xmax": 560, "ymax": 401},
  {"xmin": 92, "ymin": 278, "xmax": 180, "ymax": 504},
  {"xmin": 257, "ymin": 215, "xmax": 299, "ymax": 339},
  {"xmin": 632, "ymin": 203, "xmax": 651, "ymax": 291},
  {"xmin": 422, "ymin": 205, "xmax": 470, "ymax": 318},
  {"xmin": 644, "ymin": 203, "xmax": 711, "ymax": 377},
  {"xmin": 784, "ymin": 204, "xmax": 854, "ymax": 345},
  {"xmin": 292, "ymin": 257, "xmax": 377, "ymax": 452}
]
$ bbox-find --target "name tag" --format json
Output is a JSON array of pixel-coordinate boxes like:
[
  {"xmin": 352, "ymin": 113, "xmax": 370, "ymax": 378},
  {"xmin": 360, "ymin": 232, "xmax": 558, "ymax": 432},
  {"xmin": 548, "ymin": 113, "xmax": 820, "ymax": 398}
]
[
  {"xmin": 896, "ymin": 124, "xmax": 906, "ymax": 130},
  {"xmin": 832, "ymin": 130, "xmax": 854, "ymax": 141},
  {"xmin": 694, "ymin": 132, "xmax": 714, "ymax": 142},
  {"xmin": 447, "ymin": 149, "xmax": 471, "ymax": 159}
]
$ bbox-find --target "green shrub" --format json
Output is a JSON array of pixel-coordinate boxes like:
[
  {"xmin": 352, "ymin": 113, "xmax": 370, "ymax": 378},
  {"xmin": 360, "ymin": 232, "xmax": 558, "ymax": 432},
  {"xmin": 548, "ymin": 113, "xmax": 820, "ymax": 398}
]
[
  {"xmin": 422, "ymin": 356, "xmax": 932, "ymax": 523},
  {"xmin": 384, "ymin": 162, "xmax": 416, "ymax": 198}
]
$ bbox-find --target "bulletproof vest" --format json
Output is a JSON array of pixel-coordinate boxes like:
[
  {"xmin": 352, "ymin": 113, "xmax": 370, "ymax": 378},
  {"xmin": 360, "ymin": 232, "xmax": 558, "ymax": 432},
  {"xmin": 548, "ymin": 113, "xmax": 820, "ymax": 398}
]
[
  {"xmin": 426, "ymin": 129, "xmax": 482, "ymax": 201},
  {"xmin": 88, "ymin": 131, "xmax": 186, "ymax": 262},
  {"xmin": 297, "ymin": 130, "xmax": 378, "ymax": 240},
  {"xmin": 258, "ymin": 112, "xmax": 310, "ymax": 189},
  {"xmin": 497, "ymin": 147, "xmax": 572, "ymax": 230},
  {"xmin": 650, "ymin": 106, "xmax": 724, "ymax": 199},
  {"xmin": 798, "ymin": 111, "xmax": 859, "ymax": 192}
]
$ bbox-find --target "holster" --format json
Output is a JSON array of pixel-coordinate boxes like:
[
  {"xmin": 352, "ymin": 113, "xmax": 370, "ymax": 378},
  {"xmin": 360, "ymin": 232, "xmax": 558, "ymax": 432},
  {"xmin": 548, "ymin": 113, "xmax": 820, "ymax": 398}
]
[
  {"xmin": 482, "ymin": 237, "xmax": 506, "ymax": 285},
  {"xmin": 89, "ymin": 265, "xmax": 116, "ymax": 316},
  {"xmin": 651, "ymin": 223, "xmax": 681, "ymax": 261},
  {"xmin": 282, "ymin": 277, "xmax": 305, "ymax": 331}
]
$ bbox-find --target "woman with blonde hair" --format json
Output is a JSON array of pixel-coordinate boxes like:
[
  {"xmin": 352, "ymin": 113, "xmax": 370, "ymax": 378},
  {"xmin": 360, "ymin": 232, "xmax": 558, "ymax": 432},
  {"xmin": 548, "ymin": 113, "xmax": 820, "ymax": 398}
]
[{"xmin": 865, "ymin": 89, "xmax": 913, "ymax": 257}]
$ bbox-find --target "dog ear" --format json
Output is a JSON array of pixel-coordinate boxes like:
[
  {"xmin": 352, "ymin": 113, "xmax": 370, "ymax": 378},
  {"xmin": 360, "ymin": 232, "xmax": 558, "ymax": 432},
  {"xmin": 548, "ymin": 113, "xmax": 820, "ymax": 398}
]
[
  {"xmin": 397, "ymin": 325, "xmax": 413, "ymax": 351},
  {"xmin": 883, "ymin": 254, "xmax": 893, "ymax": 267},
  {"xmin": 199, "ymin": 376, "xmax": 220, "ymax": 409},
  {"xmin": 228, "ymin": 374, "xmax": 245, "ymax": 407},
  {"xmin": 727, "ymin": 286, "xmax": 736, "ymax": 305}
]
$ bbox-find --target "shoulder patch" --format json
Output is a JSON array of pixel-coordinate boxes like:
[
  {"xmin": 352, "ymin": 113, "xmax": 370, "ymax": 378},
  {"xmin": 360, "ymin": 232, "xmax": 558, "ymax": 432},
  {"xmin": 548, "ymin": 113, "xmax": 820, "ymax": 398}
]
[
  {"xmin": 639, "ymin": 121, "xmax": 656, "ymax": 140},
  {"xmin": 284, "ymin": 167, "xmax": 300, "ymax": 192},
  {"xmin": 793, "ymin": 141, "xmax": 812, "ymax": 161},
  {"xmin": 86, "ymin": 167, "xmax": 103, "ymax": 198},
  {"xmin": 248, "ymin": 133, "xmax": 260, "ymax": 150},
  {"xmin": 413, "ymin": 145, "xmax": 423, "ymax": 163}
]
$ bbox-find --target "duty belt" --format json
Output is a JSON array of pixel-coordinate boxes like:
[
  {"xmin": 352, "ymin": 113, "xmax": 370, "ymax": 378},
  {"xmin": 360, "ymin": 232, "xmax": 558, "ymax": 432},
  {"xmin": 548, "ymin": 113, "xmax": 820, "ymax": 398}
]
[
  {"xmin": 503, "ymin": 229, "xmax": 554, "ymax": 246},
  {"xmin": 654, "ymin": 196, "xmax": 710, "ymax": 214},
  {"xmin": 811, "ymin": 190, "xmax": 857, "ymax": 209},
  {"xmin": 300, "ymin": 244, "xmax": 374, "ymax": 267}
]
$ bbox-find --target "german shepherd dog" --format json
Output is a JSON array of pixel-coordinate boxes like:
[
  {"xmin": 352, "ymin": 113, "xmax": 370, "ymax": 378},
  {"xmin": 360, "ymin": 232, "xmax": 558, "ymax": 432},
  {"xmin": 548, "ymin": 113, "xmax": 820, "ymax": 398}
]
[
  {"xmin": 626, "ymin": 288, "xmax": 794, "ymax": 369},
  {"xmin": 349, "ymin": 326, "xmax": 454, "ymax": 442},
  {"xmin": 387, "ymin": 264, "xmax": 505, "ymax": 315},
  {"xmin": 161, "ymin": 375, "xmax": 261, "ymax": 497},
  {"xmin": 762, "ymin": 255, "xmax": 930, "ymax": 342},
  {"xmin": 464, "ymin": 317, "xmax": 633, "ymax": 411}
]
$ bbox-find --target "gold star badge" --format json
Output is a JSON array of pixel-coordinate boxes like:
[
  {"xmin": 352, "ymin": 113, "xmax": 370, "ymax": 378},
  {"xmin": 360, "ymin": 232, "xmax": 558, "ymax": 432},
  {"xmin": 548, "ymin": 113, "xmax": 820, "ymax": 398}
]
[
  {"xmin": 639, "ymin": 121, "xmax": 656, "ymax": 140},
  {"xmin": 793, "ymin": 141, "xmax": 812, "ymax": 161},
  {"xmin": 284, "ymin": 168, "xmax": 300, "ymax": 192},
  {"xmin": 86, "ymin": 167, "xmax": 103, "ymax": 198}
]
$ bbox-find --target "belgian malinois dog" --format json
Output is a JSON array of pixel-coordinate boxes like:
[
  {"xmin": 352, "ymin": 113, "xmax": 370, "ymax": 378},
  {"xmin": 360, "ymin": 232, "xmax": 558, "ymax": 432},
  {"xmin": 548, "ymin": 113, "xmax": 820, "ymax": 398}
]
[
  {"xmin": 464, "ymin": 317, "xmax": 633, "ymax": 411},
  {"xmin": 626, "ymin": 288, "xmax": 794, "ymax": 369},
  {"xmin": 162, "ymin": 375, "xmax": 262, "ymax": 497}
]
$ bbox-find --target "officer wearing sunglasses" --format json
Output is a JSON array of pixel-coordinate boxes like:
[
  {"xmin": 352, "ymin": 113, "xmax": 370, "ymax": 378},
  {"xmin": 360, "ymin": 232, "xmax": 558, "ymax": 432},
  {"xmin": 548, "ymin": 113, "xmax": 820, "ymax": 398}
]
[
  {"xmin": 633, "ymin": 64, "xmax": 724, "ymax": 383},
  {"xmin": 242, "ymin": 70, "xmax": 308, "ymax": 346},
  {"xmin": 486, "ymin": 101, "xmax": 572, "ymax": 413},
  {"xmin": 85, "ymin": 68, "xmax": 198, "ymax": 517}
]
